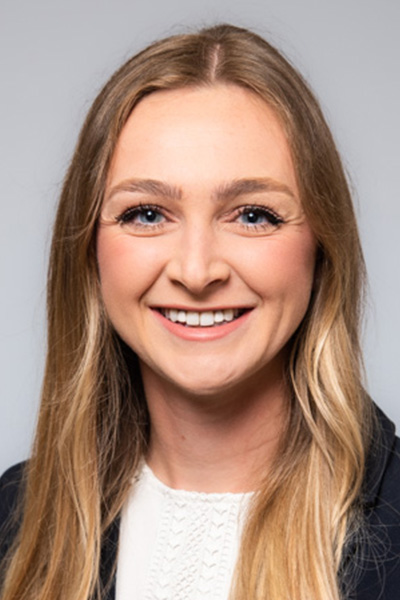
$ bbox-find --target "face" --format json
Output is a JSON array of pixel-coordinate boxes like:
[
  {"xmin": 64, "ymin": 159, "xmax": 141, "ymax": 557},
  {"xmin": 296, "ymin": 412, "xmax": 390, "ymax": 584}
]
[{"xmin": 97, "ymin": 85, "xmax": 316, "ymax": 397}]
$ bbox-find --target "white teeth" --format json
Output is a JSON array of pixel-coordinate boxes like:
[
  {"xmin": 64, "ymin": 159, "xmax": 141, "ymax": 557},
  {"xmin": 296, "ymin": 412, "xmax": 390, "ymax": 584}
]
[
  {"xmin": 169, "ymin": 309, "xmax": 179, "ymax": 322},
  {"xmin": 186, "ymin": 311, "xmax": 200, "ymax": 326},
  {"xmin": 177, "ymin": 310, "xmax": 186, "ymax": 323},
  {"xmin": 223, "ymin": 309, "xmax": 234, "ymax": 322},
  {"xmin": 214, "ymin": 310, "xmax": 224, "ymax": 323},
  {"xmin": 162, "ymin": 308, "xmax": 244, "ymax": 327},
  {"xmin": 199, "ymin": 311, "xmax": 214, "ymax": 326}
]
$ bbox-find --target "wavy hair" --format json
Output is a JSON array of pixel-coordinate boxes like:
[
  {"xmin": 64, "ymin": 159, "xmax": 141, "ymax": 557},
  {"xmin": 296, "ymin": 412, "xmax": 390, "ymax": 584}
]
[{"xmin": 1, "ymin": 24, "xmax": 373, "ymax": 600}]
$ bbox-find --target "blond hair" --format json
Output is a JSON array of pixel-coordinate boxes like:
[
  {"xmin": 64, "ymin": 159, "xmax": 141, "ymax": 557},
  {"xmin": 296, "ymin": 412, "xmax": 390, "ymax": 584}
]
[{"xmin": 1, "ymin": 24, "xmax": 373, "ymax": 600}]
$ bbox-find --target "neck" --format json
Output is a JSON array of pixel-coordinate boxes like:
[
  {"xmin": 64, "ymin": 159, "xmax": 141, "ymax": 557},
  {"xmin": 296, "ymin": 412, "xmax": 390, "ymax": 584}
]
[{"xmin": 142, "ymin": 364, "xmax": 288, "ymax": 493}]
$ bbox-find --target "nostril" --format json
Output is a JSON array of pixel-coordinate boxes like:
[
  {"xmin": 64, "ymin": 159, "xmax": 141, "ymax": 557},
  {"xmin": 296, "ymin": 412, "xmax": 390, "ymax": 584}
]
[{"xmin": 166, "ymin": 257, "xmax": 231, "ymax": 294}]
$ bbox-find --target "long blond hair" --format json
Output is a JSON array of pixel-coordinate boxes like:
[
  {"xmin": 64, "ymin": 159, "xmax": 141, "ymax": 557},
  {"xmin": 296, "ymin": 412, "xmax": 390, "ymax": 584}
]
[{"xmin": 1, "ymin": 24, "xmax": 373, "ymax": 600}]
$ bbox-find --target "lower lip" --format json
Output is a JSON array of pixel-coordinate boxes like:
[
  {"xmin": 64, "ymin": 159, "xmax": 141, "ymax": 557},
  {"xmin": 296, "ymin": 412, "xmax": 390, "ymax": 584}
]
[{"xmin": 152, "ymin": 309, "xmax": 252, "ymax": 341}]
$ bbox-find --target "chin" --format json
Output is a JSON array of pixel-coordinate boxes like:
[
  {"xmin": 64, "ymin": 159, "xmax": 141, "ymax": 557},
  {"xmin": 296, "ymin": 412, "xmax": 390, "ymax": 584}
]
[{"xmin": 169, "ymin": 374, "xmax": 239, "ymax": 398}]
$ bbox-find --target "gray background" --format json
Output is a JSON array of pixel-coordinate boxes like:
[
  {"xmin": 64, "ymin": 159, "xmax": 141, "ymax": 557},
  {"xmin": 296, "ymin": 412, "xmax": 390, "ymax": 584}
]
[{"xmin": 1, "ymin": 0, "xmax": 399, "ymax": 475}]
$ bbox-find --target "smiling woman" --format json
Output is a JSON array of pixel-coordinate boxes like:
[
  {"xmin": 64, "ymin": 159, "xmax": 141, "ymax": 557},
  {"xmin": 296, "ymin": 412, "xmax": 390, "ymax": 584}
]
[
  {"xmin": 98, "ymin": 85, "xmax": 316, "ymax": 398},
  {"xmin": 1, "ymin": 23, "xmax": 399, "ymax": 600}
]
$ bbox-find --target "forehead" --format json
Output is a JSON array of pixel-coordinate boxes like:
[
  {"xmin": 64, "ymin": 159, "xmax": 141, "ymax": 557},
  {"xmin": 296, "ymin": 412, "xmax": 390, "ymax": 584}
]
[{"xmin": 107, "ymin": 84, "xmax": 298, "ymax": 199}]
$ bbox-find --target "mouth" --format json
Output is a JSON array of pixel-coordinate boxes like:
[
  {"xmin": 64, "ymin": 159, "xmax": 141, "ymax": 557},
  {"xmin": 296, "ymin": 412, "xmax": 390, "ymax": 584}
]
[{"xmin": 156, "ymin": 307, "xmax": 250, "ymax": 328}]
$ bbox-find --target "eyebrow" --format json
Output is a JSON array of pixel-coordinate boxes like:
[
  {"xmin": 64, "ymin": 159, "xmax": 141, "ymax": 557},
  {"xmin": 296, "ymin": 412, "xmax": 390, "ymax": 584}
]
[
  {"xmin": 214, "ymin": 178, "xmax": 296, "ymax": 201},
  {"xmin": 105, "ymin": 179, "xmax": 182, "ymax": 202},
  {"xmin": 105, "ymin": 177, "xmax": 296, "ymax": 203}
]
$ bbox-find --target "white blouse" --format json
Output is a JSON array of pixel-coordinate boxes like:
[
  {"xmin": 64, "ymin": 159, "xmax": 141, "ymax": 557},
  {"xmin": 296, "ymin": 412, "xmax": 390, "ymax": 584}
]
[{"xmin": 116, "ymin": 464, "xmax": 253, "ymax": 600}]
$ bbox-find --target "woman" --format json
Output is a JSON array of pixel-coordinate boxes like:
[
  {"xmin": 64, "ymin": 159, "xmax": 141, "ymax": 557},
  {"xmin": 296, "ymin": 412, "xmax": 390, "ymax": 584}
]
[{"xmin": 0, "ymin": 23, "xmax": 399, "ymax": 600}]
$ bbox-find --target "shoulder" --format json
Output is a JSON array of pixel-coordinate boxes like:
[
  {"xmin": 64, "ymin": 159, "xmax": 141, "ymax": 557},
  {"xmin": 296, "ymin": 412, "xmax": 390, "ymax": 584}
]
[
  {"xmin": 374, "ymin": 434, "xmax": 400, "ymax": 507},
  {"xmin": 0, "ymin": 462, "xmax": 26, "ymax": 564},
  {"xmin": 365, "ymin": 406, "xmax": 400, "ymax": 512},
  {"xmin": 368, "ymin": 432, "xmax": 400, "ymax": 547},
  {"xmin": 348, "ymin": 408, "xmax": 400, "ymax": 599},
  {"xmin": 0, "ymin": 462, "xmax": 26, "ymax": 524}
]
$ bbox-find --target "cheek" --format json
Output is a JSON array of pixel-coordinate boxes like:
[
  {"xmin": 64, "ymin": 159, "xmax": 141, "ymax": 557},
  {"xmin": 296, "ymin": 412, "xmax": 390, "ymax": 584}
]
[
  {"xmin": 233, "ymin": 232, "xmax": 316, "ymax": 300},
  {"xmin": 96, "ymin": 229, "xmax": 163, "ymax": 304}
]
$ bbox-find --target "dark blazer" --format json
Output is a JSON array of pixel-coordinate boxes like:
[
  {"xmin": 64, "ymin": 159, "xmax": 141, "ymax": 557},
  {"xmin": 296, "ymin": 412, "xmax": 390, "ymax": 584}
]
[{"xmin": 1, "ymin": 406, "xmax": 400, "ymax": 599}]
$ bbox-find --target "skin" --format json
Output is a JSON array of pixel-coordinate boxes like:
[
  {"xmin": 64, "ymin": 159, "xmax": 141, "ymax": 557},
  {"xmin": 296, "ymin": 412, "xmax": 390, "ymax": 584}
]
[{"xmin": 97, "ymin": 84, "xmax": 317, "ymax": 492}]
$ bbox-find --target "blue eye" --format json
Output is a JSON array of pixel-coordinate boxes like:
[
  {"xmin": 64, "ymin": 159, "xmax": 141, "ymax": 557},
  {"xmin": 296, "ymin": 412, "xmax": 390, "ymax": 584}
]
[
  {"xmin": 136, "ymin": 208, "xmax": 164, "ymax": 224},
  {"xmin": 237, "ymin": 207, "xmax": 282, "ymax": 227},
  {"xmin": 118, "ymin": 205, "xmax": 165, "ymax": 226}
]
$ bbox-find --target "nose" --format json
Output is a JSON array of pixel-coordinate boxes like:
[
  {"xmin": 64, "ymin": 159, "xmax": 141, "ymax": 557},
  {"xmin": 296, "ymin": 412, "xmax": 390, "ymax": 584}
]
[{"xmin": 165, "ymin": 225, "xmax": 230, "ymax": 294}]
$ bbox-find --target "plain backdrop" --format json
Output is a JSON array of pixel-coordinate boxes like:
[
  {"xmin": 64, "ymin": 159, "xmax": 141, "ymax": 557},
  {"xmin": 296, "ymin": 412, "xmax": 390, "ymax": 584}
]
[{"xmin": 1, "ymin": 0, "xmax": 399, "ymax": 475}]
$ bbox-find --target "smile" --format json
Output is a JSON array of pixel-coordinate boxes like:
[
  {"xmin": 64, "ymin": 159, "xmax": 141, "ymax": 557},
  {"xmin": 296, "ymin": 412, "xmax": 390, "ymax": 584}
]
[{"xmin": 157, "ymin": 308, "xmax": 248, "ymax": 327}]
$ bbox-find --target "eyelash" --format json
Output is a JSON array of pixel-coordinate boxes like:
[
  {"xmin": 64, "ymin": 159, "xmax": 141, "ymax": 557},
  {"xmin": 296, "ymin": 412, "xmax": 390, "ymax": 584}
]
[
  {"xmin": 116, "ymin": 203, "xmax": 167, "ymax": 228},
  {"xmin": 115, "ymin": 203, "xmax": 284, "ymax": 231},
  {"xmin": 233, "ymin": 205, "xmax": 284, "ymax": 229}
]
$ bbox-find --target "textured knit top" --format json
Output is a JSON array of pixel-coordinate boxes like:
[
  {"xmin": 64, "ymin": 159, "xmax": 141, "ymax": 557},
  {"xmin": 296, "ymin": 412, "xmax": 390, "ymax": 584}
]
[{"xmin": 116, "ymin": 464, "xmax": 253, "ymax": 600}]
